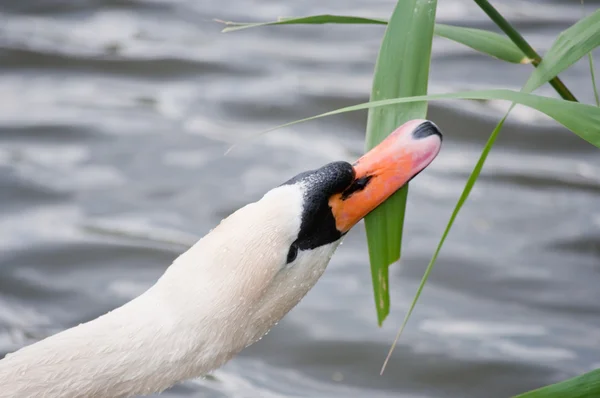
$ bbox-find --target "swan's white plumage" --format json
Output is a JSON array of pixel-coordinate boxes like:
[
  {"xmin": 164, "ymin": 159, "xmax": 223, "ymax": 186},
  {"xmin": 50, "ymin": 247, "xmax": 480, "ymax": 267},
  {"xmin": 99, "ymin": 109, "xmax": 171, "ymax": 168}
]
[
  {"xmin": 0, "ymin": 184, "xmax": 341, "ymax": 398},
  {"xmin": 0, "ymin": 118, "xmax": 444, "ymax": 398}
]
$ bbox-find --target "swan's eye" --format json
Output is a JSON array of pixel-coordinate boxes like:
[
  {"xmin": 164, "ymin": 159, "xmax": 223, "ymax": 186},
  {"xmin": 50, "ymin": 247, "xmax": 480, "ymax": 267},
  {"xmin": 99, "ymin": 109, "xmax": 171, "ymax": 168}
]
[{"xmin": 286, "ymin": 244, "xmax": 298, "ymax": 264}]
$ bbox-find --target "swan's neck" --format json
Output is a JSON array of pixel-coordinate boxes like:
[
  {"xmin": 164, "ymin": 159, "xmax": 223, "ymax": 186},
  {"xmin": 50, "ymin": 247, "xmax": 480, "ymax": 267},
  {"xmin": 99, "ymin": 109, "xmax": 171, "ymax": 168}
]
[
  {"xmin": 0, "ymin": 191, "xmax": 329, "ymax": 398},
  {"xmin": 0, "ymin": 280, "xmax": 228, "ymax": 398}
]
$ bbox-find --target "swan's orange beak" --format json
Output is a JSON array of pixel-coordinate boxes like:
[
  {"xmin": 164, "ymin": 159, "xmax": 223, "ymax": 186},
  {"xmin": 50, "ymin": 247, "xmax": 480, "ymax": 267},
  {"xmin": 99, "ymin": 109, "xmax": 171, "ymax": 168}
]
[{"xmin": 329, "ymin": 119, "xmax": 442, "ymax": 233}]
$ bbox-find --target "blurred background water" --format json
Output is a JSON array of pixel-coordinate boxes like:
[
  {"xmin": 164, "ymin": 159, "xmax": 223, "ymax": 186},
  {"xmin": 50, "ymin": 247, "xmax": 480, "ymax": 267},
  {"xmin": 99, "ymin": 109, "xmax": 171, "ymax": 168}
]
[{"xmin": 1, "ymin": 0, "xmax": 599, "ymax": 397}]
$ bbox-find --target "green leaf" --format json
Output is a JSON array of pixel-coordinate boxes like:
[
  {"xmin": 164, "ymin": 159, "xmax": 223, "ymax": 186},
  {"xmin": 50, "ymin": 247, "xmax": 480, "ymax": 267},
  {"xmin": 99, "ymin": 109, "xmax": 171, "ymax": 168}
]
[
  {"xmin": 514, "ymin": 368, "xmax": 600, "ymax": 397},
  {"xmin": 434, "ymin": 24, "xmax": 529, "ymax": 64},
  {"xmin": 582, "ymin": 0, "xmax": 600, "ymax": 106},
  {"xmin": 362, "ymin": 0, "xmax": 437, "ymax": 326},
  {"xmin": 220, "ymin": 15, "xmax": 386, "ymax": 32},
  {"xmin": 257, "ymin": 89, "xmax": 600, "ymax": 147},
  {"xmin": 524, "ymin": 8, "xmax": 600, "ymax": 93},
  {"xmin": 220, "ymin": 15, "xmax": 526, "ymax": 64},
  {"xmin": 381, "ymin": 104, "xmax": 513, "ymax": 372},
  {"xmin": 587, "ymin": 51, "xmax": 599, "ymax": 106}
]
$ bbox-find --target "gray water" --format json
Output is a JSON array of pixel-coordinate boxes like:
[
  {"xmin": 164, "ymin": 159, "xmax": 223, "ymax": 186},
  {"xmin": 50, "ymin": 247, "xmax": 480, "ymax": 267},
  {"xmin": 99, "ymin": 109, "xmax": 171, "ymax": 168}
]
[{"xmin": 1, "ymin": 1, "xmax": 599, "ymax": 397}]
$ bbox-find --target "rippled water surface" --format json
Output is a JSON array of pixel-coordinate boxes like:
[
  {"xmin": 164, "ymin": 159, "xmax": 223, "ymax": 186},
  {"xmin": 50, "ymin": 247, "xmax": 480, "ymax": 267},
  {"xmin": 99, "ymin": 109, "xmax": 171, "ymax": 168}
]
[{"xmin": 1, "ymin": 1, "xmax": 599, "ymax": 397}]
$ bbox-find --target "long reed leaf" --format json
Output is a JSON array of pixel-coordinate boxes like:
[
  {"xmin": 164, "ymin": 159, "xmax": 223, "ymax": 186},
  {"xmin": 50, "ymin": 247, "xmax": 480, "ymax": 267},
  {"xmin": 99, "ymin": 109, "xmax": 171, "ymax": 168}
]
[
  {"xmin": 381, "ymin": 107, "xmax": 512, "ymax": 373},
  {"xmin": 255, "ymin": 90, "xmax": 600, "ymax": 148},
  {"xmin": 434, "ymin": 24, "xmax": 528, "ymax": 63},
  {"xmin": 221, "ymin": 16, "xmax": 526, "ymax": 64},
  {"xmin": 362, "ymin": 0, "xmax": 437, "ymax": 325},
  {"xmin": 220, "ymin": 15, "xmax": 386, "ymax": 32},
  {"xmin": 587, "ymin": 52, "xmax": 599, "ymax": 106}
]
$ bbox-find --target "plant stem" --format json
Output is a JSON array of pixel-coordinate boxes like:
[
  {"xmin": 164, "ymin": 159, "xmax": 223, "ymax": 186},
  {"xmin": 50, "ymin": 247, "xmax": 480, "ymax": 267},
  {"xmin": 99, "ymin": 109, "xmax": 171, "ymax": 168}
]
[{"xmin": 473, "ymin": 0, "xmax": 578, "ymax": 102}]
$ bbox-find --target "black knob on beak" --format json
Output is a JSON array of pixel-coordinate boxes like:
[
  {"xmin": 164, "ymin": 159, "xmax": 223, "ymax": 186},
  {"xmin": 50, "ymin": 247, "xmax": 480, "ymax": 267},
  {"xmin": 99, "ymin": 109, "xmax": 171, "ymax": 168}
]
[{"xmin": 412, "ymin": 121, "xmax": 443, "ymax": 141}]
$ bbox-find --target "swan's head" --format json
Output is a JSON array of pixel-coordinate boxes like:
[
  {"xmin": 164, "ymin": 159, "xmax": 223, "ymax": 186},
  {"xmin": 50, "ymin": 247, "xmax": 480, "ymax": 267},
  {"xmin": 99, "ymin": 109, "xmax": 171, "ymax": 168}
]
[
  {"xmin": 173, "ymin": 119, "xmax": 442, "ymax": 349},
  {"xmin": 267, "ymin": 119, "xmax": 443, "ymax": 271}
]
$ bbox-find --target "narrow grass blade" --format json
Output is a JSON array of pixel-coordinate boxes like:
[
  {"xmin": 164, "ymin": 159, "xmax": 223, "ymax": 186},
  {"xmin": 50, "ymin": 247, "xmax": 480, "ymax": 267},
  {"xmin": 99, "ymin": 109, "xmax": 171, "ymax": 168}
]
[
  {"xmin": 220, "ymin": 15, "xmax": 386, "ymax": 32},
  {"xmin": 221, "ymin": 15, "xmax": 526, "ymax": 64},
  {"xmin": 381, "ymin": 105, "xmax": 512, "ymax": 373},
  {"xmin": 514, "ymin": 368, "xmax": 600, "ymax": 397},
  {"xmin": 588, "ymin": 52, "xmax": 599, "ymax": 106},
  {"xmin": 253, "ymin": 89, "xmax": 600, "ymax": 148},
  {"xmin": 524, "ymin": 9, "xmax": 600, "ymax": 93},
  {"xmin": 362, "ymin": 0, "xmax": 437, "ymax": 325},
  {"xmin": 582, "ymin": 0, "xmax": 599, "ymax": 106}
]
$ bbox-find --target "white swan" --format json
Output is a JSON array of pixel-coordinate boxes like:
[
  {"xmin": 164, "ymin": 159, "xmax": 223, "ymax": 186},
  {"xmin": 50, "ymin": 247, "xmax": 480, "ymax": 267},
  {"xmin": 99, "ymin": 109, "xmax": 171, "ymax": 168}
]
[{"xmin": 0, "ymin": 119, "xmax": 442, "ymax": 398}]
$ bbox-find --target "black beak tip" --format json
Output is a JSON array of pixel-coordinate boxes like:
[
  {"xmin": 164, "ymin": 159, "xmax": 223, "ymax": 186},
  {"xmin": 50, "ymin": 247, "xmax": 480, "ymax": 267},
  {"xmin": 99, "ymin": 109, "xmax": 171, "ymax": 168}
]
[{"xmin": 412, "ymin": 120, "xmax": 443, "ymax": 141}]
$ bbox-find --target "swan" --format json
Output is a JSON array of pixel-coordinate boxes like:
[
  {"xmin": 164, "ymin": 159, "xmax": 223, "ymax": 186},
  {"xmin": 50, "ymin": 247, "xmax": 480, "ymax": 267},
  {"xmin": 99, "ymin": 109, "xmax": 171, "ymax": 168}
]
[{"xmin": 0, "ymin": 119, "xmax": 442, "ymax": 398}]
